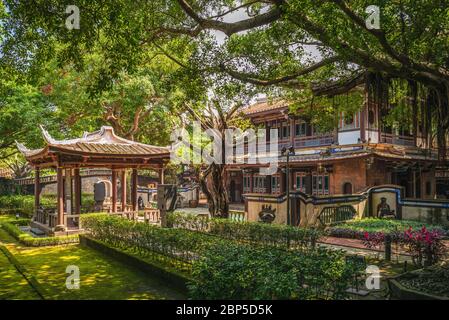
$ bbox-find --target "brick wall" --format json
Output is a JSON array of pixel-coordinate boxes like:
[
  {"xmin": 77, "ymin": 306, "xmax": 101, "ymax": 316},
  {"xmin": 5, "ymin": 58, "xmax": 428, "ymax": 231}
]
[
  {"xmin": 366, "ymin": 159, "xmax": 391, "ymax": 187},
  {"xmin": 331, "ymin": 158, "xmax": 367, "ymax": 194}
]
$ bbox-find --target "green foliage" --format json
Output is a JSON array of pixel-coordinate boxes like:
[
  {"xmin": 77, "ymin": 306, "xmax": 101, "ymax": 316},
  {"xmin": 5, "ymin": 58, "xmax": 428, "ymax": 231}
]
[
  {"xmin": 0, "ymin": 194, "xmax": 96, "ymax": 216},
  {"xmin": 0, "ymin": 81, "xmax": 53, "ymax": 157},
  {"xmin": 167, "ymin": 212, "xmax": 321, "ymax": 251},
  {"xmin": 0, "ymin": 195, "xmax": 53, "ymax": 217},
  {"xmin": 329, "ymin": 218, "xmax": 447, "ymax": 237},
  {"xmin": 80, "ymin": 213, "xmax": 222, "ymax": 272},
  {"xmin": 82, "ymin": 213, "xmax": 357, "ymax": 300},
  {"xmin": 189, "ymin": 242, "xmax": 358, "ymax": 300},
  {"xmin": 0, "ymin": 220, "xmax": 79, "ymax": 247}
]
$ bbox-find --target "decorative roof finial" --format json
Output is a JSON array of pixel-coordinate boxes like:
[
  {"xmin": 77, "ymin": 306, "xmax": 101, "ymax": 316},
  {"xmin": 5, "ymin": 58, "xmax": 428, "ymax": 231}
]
[{"xmin": 39, "ymin": 125, "xmax": 57, "ymax": 144}]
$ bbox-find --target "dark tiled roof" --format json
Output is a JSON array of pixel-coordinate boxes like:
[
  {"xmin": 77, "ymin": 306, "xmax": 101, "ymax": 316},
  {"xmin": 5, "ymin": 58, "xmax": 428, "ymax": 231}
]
[{"xmin": 242, "ymin": 99, "xmax": 288, "ymax": 115}]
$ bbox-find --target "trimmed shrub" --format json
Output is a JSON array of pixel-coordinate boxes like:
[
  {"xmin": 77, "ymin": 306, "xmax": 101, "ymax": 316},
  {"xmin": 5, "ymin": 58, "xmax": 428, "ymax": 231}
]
[
  {"xmin": 82, "ymin": 213, "xmax": 359, "ymax": 300},
  {"xmin": 167, "ymin": 212, "xmax": 321, "ymax": 251},
  {"xmin": 0, "ymin": 195, "xmax": 54, "ymax": 217},
  {"xmin": 328, "ymin": 218, "xmax": 448, "ymax": 239},
  {"xmin": 81, "ymin": 213, "xmax": 223, "ymax": 271},
  {"xmin": 189, "ymin": 242, "xmax": 359, "ymax": 300},
  {"xmin": 0, "ymin": 220, "xmax": 79, "ymax": 246},
  {"xmin": 0, "ymin": 194, "xmax": 96, "ymax": 217}
]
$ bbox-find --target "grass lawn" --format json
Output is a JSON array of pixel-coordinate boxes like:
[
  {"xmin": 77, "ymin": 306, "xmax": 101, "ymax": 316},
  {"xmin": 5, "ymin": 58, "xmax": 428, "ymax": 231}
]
[
  {"xmin": 0, "ymin": 245, "xmax": 41, "ymax": 300},
  {"xmin": 0, "ymin": 225, "xmax": 186, "ymax": 300}
]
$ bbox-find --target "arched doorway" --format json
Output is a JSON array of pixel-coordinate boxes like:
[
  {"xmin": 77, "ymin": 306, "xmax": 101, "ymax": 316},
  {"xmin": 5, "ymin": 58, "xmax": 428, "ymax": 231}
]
[{"xmin": 343, "ymin": 182, "xmax": 353, "ymax": 195}]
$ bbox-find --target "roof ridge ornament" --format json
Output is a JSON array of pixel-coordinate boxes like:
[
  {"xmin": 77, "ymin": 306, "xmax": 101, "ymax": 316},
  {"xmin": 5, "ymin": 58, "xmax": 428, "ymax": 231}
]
[
  {"xmin": 15, "ymin": 140, "xmax": 30, "ymax": 153},
  {"xmin": 39, "ymin": 125, "xmax": 58, "ymax": 144}
]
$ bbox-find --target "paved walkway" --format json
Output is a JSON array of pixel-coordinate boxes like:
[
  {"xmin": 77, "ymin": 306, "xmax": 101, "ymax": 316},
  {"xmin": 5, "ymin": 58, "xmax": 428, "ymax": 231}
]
[{"xmin": 318, "ymin": 236, "xmax": 413, "ymax": 262}]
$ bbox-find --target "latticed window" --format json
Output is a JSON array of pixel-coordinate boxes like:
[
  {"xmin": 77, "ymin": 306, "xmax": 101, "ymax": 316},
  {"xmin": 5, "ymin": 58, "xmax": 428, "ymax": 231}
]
[
  {"xmin": 253, "ymin": 175, "xmax": 267, "ymax": 193},
  {"xmin": 295, "ymin": 121, "xmax": 307, "ymax": 137},
  {"xmin": 295, "ymin": 172, "xmax": 307, "ymax": 192},
  {"xmin": 312, "ymin": 173, "xmax": 330, "ymax": 195},
  {"xmin": 243, "ymin": 174, "xmax": 251, "ymax": 193}
]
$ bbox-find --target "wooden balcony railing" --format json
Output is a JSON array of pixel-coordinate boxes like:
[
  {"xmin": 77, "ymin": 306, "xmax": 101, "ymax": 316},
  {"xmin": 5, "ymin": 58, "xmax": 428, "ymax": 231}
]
[
  {"xmin": 294, "ymin": 134, "xmax": 335, "ymax": 148},
  {"xmin": 380, "ymin": 133, "xmax": 415, "ymax": 146}
]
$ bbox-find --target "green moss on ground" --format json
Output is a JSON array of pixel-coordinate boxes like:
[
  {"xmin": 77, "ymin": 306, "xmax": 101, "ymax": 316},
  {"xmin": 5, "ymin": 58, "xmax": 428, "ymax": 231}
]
[
  {"xmin": 0, "ymin": 228, "xmax": 185, "ymax": 300},
  {"xmin": 0, "ymin": 244, "xmax": 41, "ymax": 300}
]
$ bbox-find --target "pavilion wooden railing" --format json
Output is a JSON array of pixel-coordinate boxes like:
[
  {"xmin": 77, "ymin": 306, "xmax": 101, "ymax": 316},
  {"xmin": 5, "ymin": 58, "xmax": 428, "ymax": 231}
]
[
  {"xmin": 143, "ymin": 209, "xmax": 160, "ymax": 223},
  {"xmin": 34, "ymin": 207, "xmax": 56, "ymax": 225},
  {"xmin": 48, "ymin": 212, "xmax": 57, "ymax": 228},
  {"xmin": 65, "ymin": 214, "xmax": 81, "ymax": 229}
]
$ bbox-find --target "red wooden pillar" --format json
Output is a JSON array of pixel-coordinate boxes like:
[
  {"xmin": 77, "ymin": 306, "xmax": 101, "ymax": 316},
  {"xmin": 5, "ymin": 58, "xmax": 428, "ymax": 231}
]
[
  {"xmin": 132, "ymin": 169, "xmax": 138, "ymax": 211},
  {"xmin": 74, "ymin": 168, "xmax": 81, "ymax": 214},
  {"xmin": 121, "ymin": 170, "xmax": 127, "ymax": 212},
  {"xmin": 57, "ymin": 167, "xmax": 64, "ymax": 227},
  {"xmin": 111, "ymin": 170, "xmax": 118, "ymax": 213},
  {"xmin": 34, "ymin": 167, "xmax": 40, "ymax": 215}
]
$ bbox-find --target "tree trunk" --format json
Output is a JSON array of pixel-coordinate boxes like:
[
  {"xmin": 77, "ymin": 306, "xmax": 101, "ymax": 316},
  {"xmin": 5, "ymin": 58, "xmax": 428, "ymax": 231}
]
[{"xmin": 199, "ymin": 163, "xmax": 229, "ymax": 218}]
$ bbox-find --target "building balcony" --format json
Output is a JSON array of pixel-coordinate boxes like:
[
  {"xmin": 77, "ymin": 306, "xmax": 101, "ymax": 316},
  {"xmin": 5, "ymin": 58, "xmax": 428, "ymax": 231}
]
[
  {"xmin": 294, "ymin": 134, "xmax": 335, "ymax": 148},
  {"xmin": 380, "ymin": 133, "xmax": 415, "ymax": 147}
]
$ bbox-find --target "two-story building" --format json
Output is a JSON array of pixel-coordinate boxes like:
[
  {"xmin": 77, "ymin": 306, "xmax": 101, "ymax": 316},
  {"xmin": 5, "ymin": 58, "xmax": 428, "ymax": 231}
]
[{"xmin": 225, "ymin": 97, "xmax": 449, "ymax": 205}]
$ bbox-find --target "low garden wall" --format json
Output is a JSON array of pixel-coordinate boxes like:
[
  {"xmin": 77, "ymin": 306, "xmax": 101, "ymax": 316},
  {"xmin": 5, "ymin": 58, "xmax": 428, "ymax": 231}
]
[{"xmin": 243, "ymin": 185, "xmax": 449, "ymax": 228}]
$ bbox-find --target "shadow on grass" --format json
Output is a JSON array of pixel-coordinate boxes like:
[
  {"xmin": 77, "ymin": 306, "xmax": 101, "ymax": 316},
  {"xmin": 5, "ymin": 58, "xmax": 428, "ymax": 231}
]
[{"xmin": 0, "ymin": 228, "xmax": 186, "ymax": 300}]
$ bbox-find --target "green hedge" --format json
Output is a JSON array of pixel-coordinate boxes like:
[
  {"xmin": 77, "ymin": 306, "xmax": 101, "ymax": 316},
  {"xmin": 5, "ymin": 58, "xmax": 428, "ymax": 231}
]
[
  {"xmin": 328, "ymin": 218, "xmax": 448, "ymax": 239},
  {"xmin": 0, "ymin": 220, "xmax": 79, "ymax": 247},
  {"xmin": 189, "ymin": 242, "xmax": 360, "ymax": 300},
  {"xmin": 81, "ymin": 213, "xmax": 222, "ymax": 271},
  {"xmin": 167, "ymin": 212, "xmax": 321, "ymax": 251},
  {"xmin": 81, "ymin": 214, "xmax": 359, "ymax": 299},
  {"xmin": 0, "ymin": 194, "xmax": 96, "ymax": 217},
  {"xmin": 0, "ymin": 195, "xmax": 53, "ymax": 217}
]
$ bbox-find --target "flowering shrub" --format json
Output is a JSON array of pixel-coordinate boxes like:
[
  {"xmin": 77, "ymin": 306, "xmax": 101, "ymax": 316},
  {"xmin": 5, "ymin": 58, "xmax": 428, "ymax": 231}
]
[
  {"xmin": 362, "ymin": 231, "xmax": 385, "ymax": 250},
  {"xmin": 361, "ymin": 225, "xmax": 445, "ymax": 267},
  {"xmin": 401, "ymin": 226, "xmax": 444, "ymax": 267}
]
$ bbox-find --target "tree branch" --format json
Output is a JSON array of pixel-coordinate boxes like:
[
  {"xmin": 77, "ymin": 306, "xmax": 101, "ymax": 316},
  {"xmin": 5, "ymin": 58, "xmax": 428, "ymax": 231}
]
[
  {"xmin": 176, "ymin": 0, "xmax": 282, "ymax": 36},
  {"xmin": 331, "ymin": 0, "xmax": 449, "ymax": 81},
  {"xmin": 219, "ymin": 55, "xmax": 341, "ymax": 86}
]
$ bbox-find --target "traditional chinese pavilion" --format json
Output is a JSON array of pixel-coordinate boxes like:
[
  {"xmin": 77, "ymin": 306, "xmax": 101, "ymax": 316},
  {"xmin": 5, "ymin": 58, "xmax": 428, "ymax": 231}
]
[{"xmin": 17, "ymin": 126, "xmax": 170, "ymax": 235}]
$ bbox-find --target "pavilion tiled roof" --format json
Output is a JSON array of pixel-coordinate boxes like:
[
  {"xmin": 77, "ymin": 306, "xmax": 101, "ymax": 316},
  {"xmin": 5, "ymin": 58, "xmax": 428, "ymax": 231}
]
[{"xmin": 17, "ymin": 126, "xmax": 170, "ymax": 160}]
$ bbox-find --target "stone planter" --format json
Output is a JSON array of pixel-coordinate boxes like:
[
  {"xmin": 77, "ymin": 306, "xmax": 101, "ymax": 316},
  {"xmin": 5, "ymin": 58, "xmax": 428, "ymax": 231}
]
[{"xmin": 388, "ymin": 270, "xmax": 449, "ymax": 300}]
